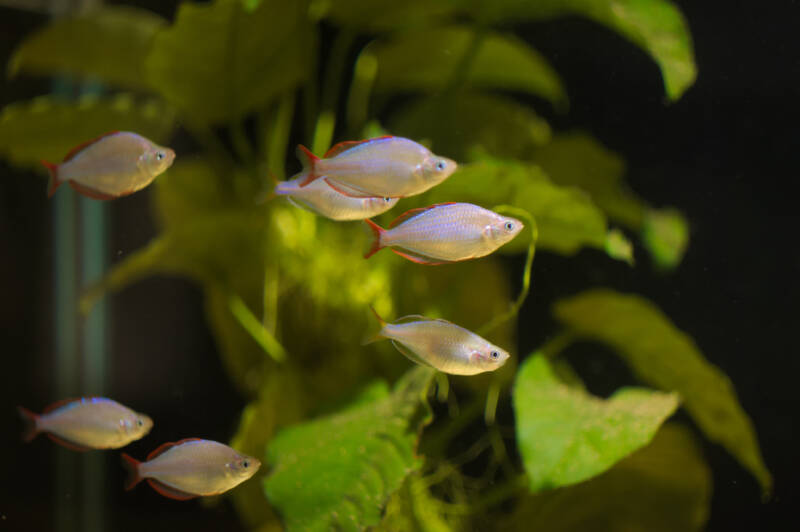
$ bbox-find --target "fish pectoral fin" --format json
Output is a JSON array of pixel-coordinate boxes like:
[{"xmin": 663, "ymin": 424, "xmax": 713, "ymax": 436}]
[
  {"xmin": 146, "ymin": 479, "xmax": 197, "ymax": 501},
  {"xmin": 390, "ymin": 248, "xmax": 450, "ymax": 266},
  {"xmin": 391, "ymin": 340, "xmax": 436, "ymax": 369},
  {"xmin": 46, "ymin": 433, "xmax": 93, "ymax": 452}
]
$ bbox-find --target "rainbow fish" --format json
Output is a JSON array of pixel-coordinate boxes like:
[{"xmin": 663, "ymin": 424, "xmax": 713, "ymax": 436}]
[
  {"xmin": 42, "ymin": 130, "xmax": 175, "ymax": 200},
  {"xmin": 297, "ymin": 136, "xmax": 456, "ymax": 198},
  {"xmin": 364, "ymin": 202, "xmax": 523, "ymax": 264},
  {"xmin": 274, "ymin": 172, "xmax": 399, "ymax": 221},
  {"xmin": 17, "ymin": 397, "xmax": 153, "ymax": 451},
  {"xmin": 365, "ymin": 308, "xmax": 510, "ymax": 375},
  {"xmin": 122, "ymin": 439, "xmax": 260, "ymax": 500}
]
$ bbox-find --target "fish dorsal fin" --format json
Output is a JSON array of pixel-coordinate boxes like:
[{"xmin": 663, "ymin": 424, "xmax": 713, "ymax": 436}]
[
  {"xmin": 323, "ymin": 135, "xmax": 394, "ymax": 158},
  {"xmin": 42, "ymin": 397, "xmax": 79, "ymax": 414},
  {"xmin": 390, "ymin": 340, "xmax": 436, "ymax": 369},
  {"xmin": 63, "ymin": 131, "xmax": 120, "ymax": 162},
  {"xmin": 390, "ymin": 248, "xmax": 450, "ymax": 266},
  {"xmin": 146, "ymin": 479, "xmax": 197, "ymax": 501},
  {"xmin": 147, "ymin": 438, "xmax": 203, "ymax": 461},
  {"xmin": 388, "ymin": 203, "xmax": 457, "ymax": 229},
  {"xmin": 393, "ymin": 314, "xmax": 428, "ymax": 324}
]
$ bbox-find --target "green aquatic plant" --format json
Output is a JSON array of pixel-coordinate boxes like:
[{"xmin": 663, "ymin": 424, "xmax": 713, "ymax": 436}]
[{"xmin": 1, "ymin": 0, "xmax": 770, "ymax": 530}]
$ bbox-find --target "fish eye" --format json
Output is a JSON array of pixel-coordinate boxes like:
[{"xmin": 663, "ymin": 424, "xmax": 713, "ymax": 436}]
[
  {"xmin": 435, "ymin": 160, "xmax": 447, "ymax": 171},
  {"xmin": 384, "ymin": 197, "xmax": 392, "ymax": 203},
  {"xmin": 504, "ymin": 221, "xmax": 514, "ymax": 231},
  {"xmin": 490, "ymin": 350, "xmax": 500, "ymax": 360},
  {"xmin": 242, "ymin": 460, "xmax": 250, "ymax": 468},
  {"xmin": 156, "ymin": 151, "xmax": 165, "ymax": 160},
  {"xmin": 137, "ymin": 419, "xmax": 144, "ymax": 427}
]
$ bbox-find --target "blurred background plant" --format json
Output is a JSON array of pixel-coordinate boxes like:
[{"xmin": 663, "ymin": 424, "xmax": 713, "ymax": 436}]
[{"xmin": 0, "ymin": 0, "xmax": 775, "ymax": 531}]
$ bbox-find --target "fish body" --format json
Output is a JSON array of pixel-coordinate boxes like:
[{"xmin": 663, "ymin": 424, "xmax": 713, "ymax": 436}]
[
  {"xmin": 297, "ymin": 136, "xmax": 456, "ymax": 198},
  {"xmin": 364, "ymin": 203, "xmax": 523, "ymax": 264},
  {"xmin": 42, "ymin": 131, "xmax": 175, "ymax": 200},
  {"xmin": 17, "ymin": 397, "xmax": 153, "ymax": 451},
  {"xmin": 122, "ymin": 439, "xmax": 261, "ymax": 500},
  {"xmin": 275, "ymin": 172, "xmax": 399, "ymax": 220},
  {"xmin": 365, "ymin": 309, "xmax": 510, "ymax": 375}
]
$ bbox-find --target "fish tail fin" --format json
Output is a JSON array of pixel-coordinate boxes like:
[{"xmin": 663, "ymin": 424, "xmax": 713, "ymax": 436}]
[
  {"xmin": 363, "ymin": 218, "xmax": 386, "ymax": 259},
  {"xmin": 41, "ymin": 160, "xmax": 61, "ymax": 198},
  {"xmin": 121, "ymin": 453, "xmax": 143, "ymax": 491},
  {"xmin": 362, "ymin": 305, "xmax": 387, "ymax": 345},
  {"xmin": 296, "ymin": 145, "xmax": 320, "ymax": 187},
  {"xmin": 255, "ymin": 171, "xmax": 280, "ymax": 205},
  {"xmin": 17, "ymin": 406, "xmax": 40, "ymax": 442}
]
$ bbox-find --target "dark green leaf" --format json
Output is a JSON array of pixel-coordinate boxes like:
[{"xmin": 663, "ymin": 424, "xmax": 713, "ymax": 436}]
[
  {"xmin": 389, "ymin": 92, "xmax": 551, "ymax": 162},
  {"xmin": 513, "ymin": 353, "xmax": 679, "ymax": 491},
  {"xmin": 553, "ymin": 289, "xmax": 772, "ymax": 495},
  {"xmin": 0, "ymin": 94, "xmax": 175, "ymax": 169},
  {"xmin": 365, "ymin": 26, "xmax": 566, "ymax": 107},
  {"xmin": 145, "ymin": 0, "xmax": 313, "ymax": 123},
  {"xmin": 502, "ymin": 423, "xmax": 711, "ymax": 531},
  {"xmin": 264, "ymin": 366, "xmax": 435, "ymax": 532},
  {"xmin": 317, "ymin": 0, "xmax": 456, "ymax": 31},
  {"xmin": 8, "ymin": 7, "xmax": 165, "ymax": 90}
]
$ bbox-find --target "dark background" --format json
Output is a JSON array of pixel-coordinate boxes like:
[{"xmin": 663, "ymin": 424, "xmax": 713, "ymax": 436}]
[{"xmin": 1, "ymin": 0, "xmax": 797, "ymax": 530}]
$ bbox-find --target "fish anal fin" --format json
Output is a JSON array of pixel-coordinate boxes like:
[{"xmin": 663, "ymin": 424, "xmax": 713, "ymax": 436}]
[
  {"xmin": 324, "ymin": 178, "xmax": 374, "ymax": 198},
  {"xmin": 146, "ymin": 479, "xmax": 197, "ymax": 501},
  {"xmin": 46, "ymin": 433, "xmax": 93, "ymax": 452},
  {"xmin": 391, "ymin": 340, "xmax": 435, "ymax": 369},
  {"xmin": 286, "ymin": 196, "xmax": 317, "ymax": 214},
  {"xmin": 68, "ymin": 181, "xmax": 117, "ymax": 200},
  {"xmin": 63, "ymin": 131, "xmax": 120, "ymax": 162},
  {"xmin": 323, "ymin": 135, "xmax": 393, "ymax": 158},
  {"xmin": 147, "ymin": 438, "xmax": 203, "ymax": 460},
  {"xmin": 387, "ymin": 203, "xmax": 457, "ymax": 229},
  {"xmin": 391, "ymin": 248, "xmax": 449, "ymax": 266}
]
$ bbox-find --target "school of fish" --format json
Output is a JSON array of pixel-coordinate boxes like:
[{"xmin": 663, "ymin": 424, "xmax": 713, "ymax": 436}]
[{"xmin": 22, "ymin": 132, "xmax": 518, "ymax": 501}]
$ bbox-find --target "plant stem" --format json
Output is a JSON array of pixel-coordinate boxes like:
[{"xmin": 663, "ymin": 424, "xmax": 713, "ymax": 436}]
[
  {"xmin": 228, "ymin": 292, "xmax": 287, "ymax": 363},
  {"xmin": 266, "ymin": 92, "xmax": 296, "ymax": 180},
  {"xmin": 312, "ymin": 29, "xmax": 356, "ymax": 153},
  {"xmin": 230, "ymin": 118, "xmax": 254, "ymax": 164}
]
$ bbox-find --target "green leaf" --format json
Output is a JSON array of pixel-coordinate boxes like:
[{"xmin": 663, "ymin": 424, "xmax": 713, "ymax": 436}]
[
  {"xmin": 503, "ymin": 423, "xmax": 711, "ymax": 531},
  {"xmin": 0, "ymin": 94, "xmax": 175, "ymax": 169},
  {"xmin": 474, "ymin": 0, "xmax": 696, "ymax": 100},
  {"xmin": 376, "ymin": 474, "xmax": 458, "ymax": 532},
  {"xmin": 513, "ymin": 353, "xmax": 679, "ymax": 491},
  {"xmin": 8, "ymin": 6, "xmax": 165, "ymax": 90},
  {"xmin": 264, "ymin": 366, "xmax": 435, "ymax": 532},
  {"xmin": 423, "ymin": 157, "xmax": 608, "ymax": 256},
  {"xmin": 389, "ymin": 92, "xmax": 551, "ymax": 162},
  {"xmin": 552, "ymin": 289, "xmax": 772, "ymax": 495},
  {"xmin": 315, "ymin": 0, "xmax": 456, "ymax": 31},
  {"xmin": 365, "ymin": 26, "xmax": 566, "ymax": 107},
  {"xmin": 145, "ymin": 0, "xmax": 313, "ymax": 123},
  {"xmin": 642, "ymin": 207, "xmax": 689, "ymax": 270}
]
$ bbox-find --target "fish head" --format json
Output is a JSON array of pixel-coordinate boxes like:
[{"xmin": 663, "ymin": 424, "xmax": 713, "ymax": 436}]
[
  {"xmin": 471, "ymin": 343, "xmax": 511, "ymax": 372},
  {"xmin": 484, "ymin": 215, "xmax": 524, "ymax": 246},
  {"xmin": 420, "ymin": 155, "xmax": 458, "ymax": 186},
  {"xmin": 226, "ymin": 452, "xmax": 262, "ymax": 481},
  {"xmin": 120, "ymin": 412, "xmax": 153, "ymax": 439},
  {"xmin": 140, "ymin": 144, "xmax": 176, "ymax": 177}
]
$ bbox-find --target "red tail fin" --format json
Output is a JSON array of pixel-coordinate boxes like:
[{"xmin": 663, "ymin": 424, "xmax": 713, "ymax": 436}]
[
  {"xmin": 296, "ymin": 145, "xmax": 320, "ymax": 187},
  {"xmin": 121, "ymin": 453, "xmax": 143, "ymax": 491},
  {"xmin": 41, "ymin": 160, "xmax": 61, "ymax": 198},
  {"xmin": 363, "ymin": 219, "xmax": 386, "ymax": 259},
  {"xmin": 17, "ymin": 406, "xmax": 40, "ymax": 442},
  {"xmin": 362, "ymin": 305, "xmax": 388, "ymax": 345},
  {"xmin": 256, "ymin": 171, "xmax": 281, "ymax": 205}
]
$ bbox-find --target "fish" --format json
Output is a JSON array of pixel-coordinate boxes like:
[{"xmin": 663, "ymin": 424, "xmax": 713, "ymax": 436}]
[
  {"xmin": 121, "ymin": 439, "xmax": 261, "ymax": 500},
  {"xmin": 41, "ymin": 130, "xmax": 175, "ymax": 200},
  {"xmin": 274, "ymin": 172, "xmax": 399, "ymax": 221},
  {"xmin": 296, "ymin": 136, "xmax": 457, "ymax": 198},
  {"xmin": 363, "ymin": 202, "xmax": 524, "ymax": 264},
  {"xmin": 364, "ymin": 307, "xmax": 510, "ymax": 375},
  {"xmin": 17, "ymin": 397, "xmax": 153, "ymax": 451}
]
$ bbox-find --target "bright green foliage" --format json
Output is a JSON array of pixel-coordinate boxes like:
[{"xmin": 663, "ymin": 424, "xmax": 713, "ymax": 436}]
[
  {"xmin": 642, "ymin": 207, "xmax": 690, "ymax": 270},
  {"xmin": 390, "ymin": 93, "xmax": 551, "ymax": 162},
  {"xmin": 502, "ymin": 423, "xmax": 711, "ymax": 531},
  {"xmin": 9, "ymin": 7, "xmax": 165, "ymax": 90},
  {"xmin": 365, "ymin": 26, "xmax": 566, "ymax": 107},
  {"xmin": 423, "ymin": 157, "xmax": 608, "ymax": 256},
  {"xmin": 144, "ymin": 0, "xmax": 313, "ymax": 123},
  {"xmin": 264, "ymin": 366, "xmax": 435, "ymax": 532},
  {"xmin": 514, "ymin": 353, "xmax": 679, "ymax": 491},
  {"xmin": 553, "ymin": 289, "xmax": 772, "ymax": 495},
  {"xmin": 0, "ymin": 95, "xmax": 175, "ymax": 168}
]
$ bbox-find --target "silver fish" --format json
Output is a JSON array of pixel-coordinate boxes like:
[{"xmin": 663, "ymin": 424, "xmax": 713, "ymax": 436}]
[
  {"xmin": 364, "ymin": 202, "xmax": 523, "ymax": 264},
  {"xmin": 365, "ymin": 308, "xmax": 510, "ymax": 375},
  {"xmin": 122, "ymin": 439, "xmax": 261, "ymax": 500},
  {"xmin": 17, "ymin": 397, "xmax": 153, "ymax": 451}
]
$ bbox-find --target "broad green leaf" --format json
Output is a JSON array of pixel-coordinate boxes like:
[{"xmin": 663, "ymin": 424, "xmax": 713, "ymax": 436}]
[
  {"xmin": 642, "ymin": 207, "xmax": 689, "ymax": 270},
  {"xmin": 145, "ymin": 0, "xmax": 313, "ymax": 123},
  {"xmin": 553, "ymin": 289, "xmax": 772, "ymax": 495},
  {"xmin": 365, "ymin": 26, "xmax": 566, "ymax": 107},
  {"xmin": 376, "ymin": 474, "xmax": 458, "ymax": 532},
  {"xmin": 264, "ymin": 366, "xmax": 435, "ymax": 532},
  {"xmin": 513, "ymin": 353, "xmax": 679, "ymax": 491},
  {"xmin": 315, "ymin": 0, "xmax": 456, "ymax": 30},
  {"xmin": 473, "ymin": 0, "xmax": 696, "ymax": 100},
  {"xmin": 502, "ymin": 423, "xmax": 711, "ymax": 531},
  {"xmin": 423, "ymin": 157, "xmax": 608, "ymax": 256},
  {"xmin": 0, "ymin": 94, "xmax": 175, "ymax": 169},
  {"xmin": 8, "ymin": 7, "xmax": 165, "ymax": 90},
  {"xmin": 390, "ymin": 92, "xmax": 551, "ymax": 162}
]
